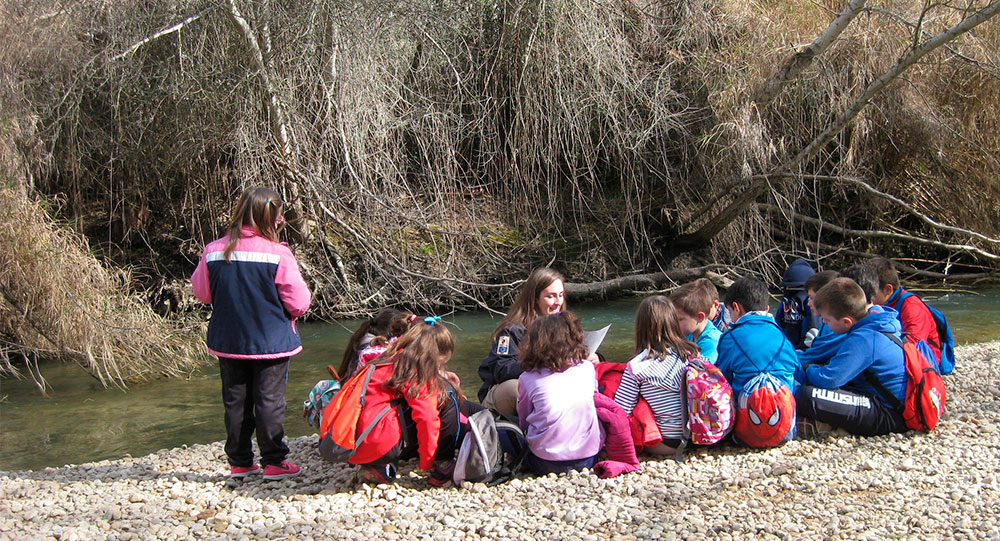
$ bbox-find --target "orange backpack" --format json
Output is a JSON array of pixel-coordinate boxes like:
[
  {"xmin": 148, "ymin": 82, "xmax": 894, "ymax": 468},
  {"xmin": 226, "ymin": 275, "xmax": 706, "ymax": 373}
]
[{"xmin": 318, "ymin": 360, "xmax": 394, "ymax": 462}]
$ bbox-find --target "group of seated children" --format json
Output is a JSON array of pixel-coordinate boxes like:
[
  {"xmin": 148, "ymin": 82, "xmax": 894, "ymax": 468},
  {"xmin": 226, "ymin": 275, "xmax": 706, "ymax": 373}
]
[{"xmin": 330, "ymin": 258, "xmax": 944, "ymax": 486}]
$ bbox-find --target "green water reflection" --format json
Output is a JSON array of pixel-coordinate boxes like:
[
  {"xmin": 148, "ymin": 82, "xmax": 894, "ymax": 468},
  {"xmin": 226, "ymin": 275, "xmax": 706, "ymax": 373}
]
[{"xmin": 2, "ymin": 291, "xmax": 998, "ymax": 471}]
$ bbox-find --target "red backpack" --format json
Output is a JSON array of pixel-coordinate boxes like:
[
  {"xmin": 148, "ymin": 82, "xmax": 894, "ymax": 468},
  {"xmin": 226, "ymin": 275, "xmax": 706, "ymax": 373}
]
[{"xmin": 867, "ymin": 333, "xmax": 946, "ymax": 432}]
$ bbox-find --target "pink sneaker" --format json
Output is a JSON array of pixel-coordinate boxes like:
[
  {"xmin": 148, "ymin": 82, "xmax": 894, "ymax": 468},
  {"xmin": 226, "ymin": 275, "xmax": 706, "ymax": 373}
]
[
  {"xmin": 262, "ymin": 461, "xmax": 301, "ymax": 481},
  {"xmin": 230, "ymin": 464, "xmax": 261, "ymax": 478}
]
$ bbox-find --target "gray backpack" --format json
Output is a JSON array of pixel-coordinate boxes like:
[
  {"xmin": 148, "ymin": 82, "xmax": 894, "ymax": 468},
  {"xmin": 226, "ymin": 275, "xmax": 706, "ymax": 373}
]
[{"xmin": 452, "ymin": 409, "xmax": 527, "ymax": 485}]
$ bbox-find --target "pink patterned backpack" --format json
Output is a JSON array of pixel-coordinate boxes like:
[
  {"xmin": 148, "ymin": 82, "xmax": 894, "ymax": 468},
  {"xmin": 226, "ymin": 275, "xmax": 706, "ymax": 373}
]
[{"xmin": 675, "ymin": 356, "xmax": 734, "ymax": 462}]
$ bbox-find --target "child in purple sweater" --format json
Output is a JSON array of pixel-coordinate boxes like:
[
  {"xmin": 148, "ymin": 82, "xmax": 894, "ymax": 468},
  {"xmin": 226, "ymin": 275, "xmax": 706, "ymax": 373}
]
[{"xmin": 517, "ymin": 312, "xmax": 603, "ymax": 475}]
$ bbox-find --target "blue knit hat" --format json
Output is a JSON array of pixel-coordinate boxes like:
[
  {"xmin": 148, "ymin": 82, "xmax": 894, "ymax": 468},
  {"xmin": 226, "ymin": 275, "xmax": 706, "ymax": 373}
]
[{"xmin": 779, "ymin": 258, "xmax": 815, "ymax": 288}]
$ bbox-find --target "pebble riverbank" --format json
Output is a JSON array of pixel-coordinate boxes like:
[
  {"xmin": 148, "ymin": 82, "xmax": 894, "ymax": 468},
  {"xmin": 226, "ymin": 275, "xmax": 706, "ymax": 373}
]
[{"xmin": 3, "ymin": 342, "xmax": 1000, "ymax": 540}]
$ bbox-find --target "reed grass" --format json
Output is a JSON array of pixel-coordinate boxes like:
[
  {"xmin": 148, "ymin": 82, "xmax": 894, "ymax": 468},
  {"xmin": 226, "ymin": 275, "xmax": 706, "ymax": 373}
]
[{"xmin": 1, "ymin": 0, "xmax": 998, "ymax": 327}]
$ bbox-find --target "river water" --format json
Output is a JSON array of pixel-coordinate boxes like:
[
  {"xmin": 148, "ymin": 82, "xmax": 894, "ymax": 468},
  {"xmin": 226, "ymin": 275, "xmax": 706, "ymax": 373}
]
[{"xmin": 2, "ymin": 290, "xmax": 998, "ymax": 472}]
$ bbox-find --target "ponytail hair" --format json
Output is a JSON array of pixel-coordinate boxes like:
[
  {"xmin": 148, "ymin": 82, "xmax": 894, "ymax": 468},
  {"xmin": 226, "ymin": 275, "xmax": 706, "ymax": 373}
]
[{"xmin": 223, "ymin": 187, "xmax": 285, "ymax": 262}]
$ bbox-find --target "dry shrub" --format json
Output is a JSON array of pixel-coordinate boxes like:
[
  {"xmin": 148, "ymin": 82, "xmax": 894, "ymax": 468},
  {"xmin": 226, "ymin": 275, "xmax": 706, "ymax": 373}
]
[
  {"xmin": 2, "ymin": 0, "xmax": 999, "ymax": 330},
  {"xmin": 0, "ymin": 183, "xmax": 208, "ymax": 390}
]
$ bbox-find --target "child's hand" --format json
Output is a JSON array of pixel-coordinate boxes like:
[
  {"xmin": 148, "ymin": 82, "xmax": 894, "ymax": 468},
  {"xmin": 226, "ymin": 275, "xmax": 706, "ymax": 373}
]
[
  {"xmin": 586, "ymin": 352, "xmax": 600, "ymax": 364},
  {"xmin": 804, "ymin": 327, "xmax": 819, "ymax": 348}
]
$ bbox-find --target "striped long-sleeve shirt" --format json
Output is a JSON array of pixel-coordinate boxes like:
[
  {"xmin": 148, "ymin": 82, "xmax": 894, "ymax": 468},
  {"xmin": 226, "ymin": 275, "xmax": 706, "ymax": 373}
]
[{"xmin": 613, "ymin": 349, "xmax": 686, "ymax": 441}]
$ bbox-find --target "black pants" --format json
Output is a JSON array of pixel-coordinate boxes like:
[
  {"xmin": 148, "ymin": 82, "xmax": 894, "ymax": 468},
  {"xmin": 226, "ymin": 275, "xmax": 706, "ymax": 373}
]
[
  {"xmin": 369, "ymin": 387, "xmax": 485, "ymax": 467},
  {"xmin": 795, "ymin": 384, "xmax": 907, "ymax": 437},
  {"xmin": 219, "ymin": 357, "xmax": 290, "ymax": 467}
]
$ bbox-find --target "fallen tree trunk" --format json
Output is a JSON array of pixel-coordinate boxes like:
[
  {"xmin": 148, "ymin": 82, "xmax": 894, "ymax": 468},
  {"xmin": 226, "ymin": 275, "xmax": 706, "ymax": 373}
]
[{"xmin": 564, "ymin": 265, "xmax": 728, "ymax": 300}]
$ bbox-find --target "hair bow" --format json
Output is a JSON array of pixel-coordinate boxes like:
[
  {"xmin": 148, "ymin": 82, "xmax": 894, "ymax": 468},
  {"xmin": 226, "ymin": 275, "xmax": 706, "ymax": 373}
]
[{"xmin": 424, "ymin": 316, "xmax": 442, "ymax": 326}]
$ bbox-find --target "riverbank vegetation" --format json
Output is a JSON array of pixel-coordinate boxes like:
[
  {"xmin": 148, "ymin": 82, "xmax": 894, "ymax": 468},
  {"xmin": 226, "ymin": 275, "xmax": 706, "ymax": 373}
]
[{"xmin": 1, "ymin": 0, "xmax": 999, "ymax": 385}]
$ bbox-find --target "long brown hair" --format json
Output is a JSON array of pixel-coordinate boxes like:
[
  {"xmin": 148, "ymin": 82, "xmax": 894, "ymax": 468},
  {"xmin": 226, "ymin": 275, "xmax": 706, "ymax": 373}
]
[
  {"xmin": 493, "ymin": 267, "xmax": 566, "ymax": 340},
  {"xmin": 223, "ymin": 187, "xmax": 285, "ymax": 262},
  {"xmin": 634, "ymin": 296, "xmax": 699, "ymax": 361},
  {"xmin": 518, "ymin": 312, "xmax": 588, "ymax": 373},
  {"xmin": 381, "ymin": 321, "xmax": 454, "ymax": 401},
  {"xmin": 338, "ymin": 308, "xmax": 401, "ymax": 382}
]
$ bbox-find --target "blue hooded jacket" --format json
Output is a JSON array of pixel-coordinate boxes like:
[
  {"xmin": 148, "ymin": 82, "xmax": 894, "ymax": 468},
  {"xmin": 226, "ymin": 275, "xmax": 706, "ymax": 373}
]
[
  {"xmin": 716, "ymin": 313, "xmax": 799, "ymax": 396},
  {"xmin": 795, "ymin": 305, "xmax": 902, "ymax": 387},
  {"xmin": 804, "ymin": 308, "xmax": 906, "ymax": 406},
  {"xmin": 779, "ymin": 258, "xmax": 815, "ymax": 288}
]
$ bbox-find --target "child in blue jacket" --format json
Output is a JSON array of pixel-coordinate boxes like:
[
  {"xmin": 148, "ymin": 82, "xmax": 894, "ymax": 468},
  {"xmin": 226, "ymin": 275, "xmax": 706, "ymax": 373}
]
[
  {"xmin": 669, "ymin": 279, "xmax": 722, "ymax": 363},
  {"xmin": 716, "ymin": 277, "xmax": 799, "ymax": 396},
  {"xmin": 776, "ymin": 258, "xmax": 823, "ymax": 351},
  {"xmin": 795, "ymin": 278, "xmax": 907, "ymax": 436}
]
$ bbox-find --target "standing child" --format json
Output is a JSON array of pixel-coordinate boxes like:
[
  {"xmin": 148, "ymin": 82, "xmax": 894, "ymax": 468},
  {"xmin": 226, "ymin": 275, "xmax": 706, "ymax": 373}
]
[
  {"xmin": 517, "ymin": 312, "xmax": 603, "ymax": 475},
  {"xmin": 350, "ymin": 319, "xmax": 482, "ymax": 484},
  {"xmin": 669, "ymin": 279, "xmax": 722, "ymax": 363},
  {"xmin": 192, "ymin": 186, "xmax": 311, "ymax": 481},
  {"xmin": 614, "ymin": 296, "xmax": 701, "ymax": 455}
]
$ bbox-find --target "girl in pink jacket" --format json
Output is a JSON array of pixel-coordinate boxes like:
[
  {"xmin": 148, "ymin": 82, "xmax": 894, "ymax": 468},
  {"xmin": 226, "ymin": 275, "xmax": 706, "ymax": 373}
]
[{"xmin": 192, "ymin": 187, "xmax": 311, "ymax": 481}]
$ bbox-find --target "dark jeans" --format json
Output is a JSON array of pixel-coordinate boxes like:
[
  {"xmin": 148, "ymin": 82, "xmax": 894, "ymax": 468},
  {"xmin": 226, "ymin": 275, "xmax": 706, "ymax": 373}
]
[
  {"xmin": 219, "ymin": 357, "xmax": 290, "ymax": 467},
  {"xmin": 795, "ymin": 384, "xmax": 907, "ymax": 437},
  {"xmin": 524, "ymin": 452, "xmax": 598, "ymax": 476}
]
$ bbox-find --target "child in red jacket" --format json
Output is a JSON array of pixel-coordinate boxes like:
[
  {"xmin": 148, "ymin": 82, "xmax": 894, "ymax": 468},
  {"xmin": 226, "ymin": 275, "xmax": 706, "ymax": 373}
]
[
  {"xmin": 350, "ymin": 317, "xmax": 480, "ymax": 484},
  {"xmin": 871, "ymin": 257, "xmax": 942, "ymax": 362}
]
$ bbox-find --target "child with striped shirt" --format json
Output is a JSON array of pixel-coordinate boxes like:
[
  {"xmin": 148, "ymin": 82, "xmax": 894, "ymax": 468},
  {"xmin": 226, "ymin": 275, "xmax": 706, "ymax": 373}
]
[{"xmin": 614, "ymin": 296, "xmax": 701, "ymax": 456}]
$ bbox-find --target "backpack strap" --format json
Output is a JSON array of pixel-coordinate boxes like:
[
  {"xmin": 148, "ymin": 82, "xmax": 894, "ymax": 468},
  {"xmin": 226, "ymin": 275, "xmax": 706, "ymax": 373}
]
[
  {"xmin": 348, "ymin": 359, "xmax": 402, "ymax": 456},
  {"xmin": 676, "ymin": 358, "xmax": 692, "ymax": 463},
  {"xmin": 352, "ymin": 404, "xmax": 395, "ymax": 452},
  {"xmin": 730, "ymin": 319, "xmax": 790, "ymax": 374},
  {"xmin": 862, "ymin": 332, "xmax": 905, "ymax": 413},
  {"xmin": 446, "ymin": 389, "xmax": 462, "ymax": 449}
]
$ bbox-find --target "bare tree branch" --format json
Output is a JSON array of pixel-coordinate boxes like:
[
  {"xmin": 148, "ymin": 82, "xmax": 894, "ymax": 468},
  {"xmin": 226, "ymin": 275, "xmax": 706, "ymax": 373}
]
[
  {"xmin": 563, "ymin": 265, "xmax": 727, "ymax": 300},
  {"xmin": 768, "ymin": 173, "xmax": 1000, "ymax": 245},
  {"xmin": 759, "ymin": 202, "xmax": 1000, "ymax": 260},
  {"xmin": 680, "ymin": 0, "xmax": 1000, "ymax": 247},
  {"xmin": 223, "ymin": 0, "xmax": 293, "ymax": 159},
  {"xmin": 787, "ymin": 0, "xmax": 1000, "ymax": 170},
  {"xmin": 753, "ymin": 0, "xmax": 868, "ymax": 106},
  {"xmin": 110, "ymin": 6, "xmax": 217, "ymax": 61},
  {"xmin": 771, "ymin": 228, "xmax": 998, "ymax": 280}
]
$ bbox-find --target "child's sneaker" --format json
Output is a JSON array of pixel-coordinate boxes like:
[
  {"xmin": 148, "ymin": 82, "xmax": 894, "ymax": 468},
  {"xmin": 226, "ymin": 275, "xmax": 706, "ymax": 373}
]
[
  {"xmin": 230, "ymin": 464, "xmax": 261, "ymax": 478},
  {"xmin": 262, "ymin": 461, "xmax": 301, "ymax": 481},
  {"xmin": 428, "ymin": 460, "xmax": 454, "ymax": 487},
  {"xmin": 357, "ymin": 464, "xmax": 396, "ymax": 484},
  {"xmin": 796, "ymin": 418, "xmax": 834, "ymax": 438}
]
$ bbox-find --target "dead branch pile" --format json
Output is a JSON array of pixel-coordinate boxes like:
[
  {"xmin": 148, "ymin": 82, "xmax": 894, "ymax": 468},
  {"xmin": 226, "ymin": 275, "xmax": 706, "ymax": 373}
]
[{"xmin": 2, "ymin": 0, "xmax": 999, "ymax": 327}]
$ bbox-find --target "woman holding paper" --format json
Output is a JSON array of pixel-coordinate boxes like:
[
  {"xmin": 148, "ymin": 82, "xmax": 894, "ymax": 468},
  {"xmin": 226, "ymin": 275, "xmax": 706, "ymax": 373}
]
[{"xmin": 477, "ymin": 268, "xmax": 566, "ymax": 415}]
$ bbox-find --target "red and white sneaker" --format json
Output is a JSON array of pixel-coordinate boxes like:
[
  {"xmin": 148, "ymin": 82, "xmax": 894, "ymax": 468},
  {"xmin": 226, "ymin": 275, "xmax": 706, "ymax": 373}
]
[
  {"xmin": 262, "ymin": 461, "xmax": 301, "ymax": 481},
  {"xmin": 230, "ymin": 464, "xmax": 261, "ymax": 478}
]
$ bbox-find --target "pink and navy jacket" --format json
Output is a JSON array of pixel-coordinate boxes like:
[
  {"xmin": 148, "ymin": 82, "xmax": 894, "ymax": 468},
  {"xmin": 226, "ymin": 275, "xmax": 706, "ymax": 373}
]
[{"xmin": 191, "ymin": 226, "xmax": 311, "ymax": 359}]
